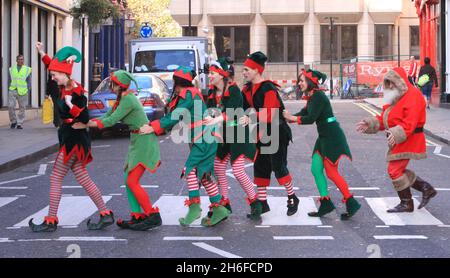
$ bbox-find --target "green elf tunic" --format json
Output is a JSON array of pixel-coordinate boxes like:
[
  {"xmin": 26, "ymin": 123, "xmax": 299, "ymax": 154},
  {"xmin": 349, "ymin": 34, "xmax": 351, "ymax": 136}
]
[
  {"xmin": 151, "ymin": 87, "xmax": 217, "ymax": 179},
  {"xmin": 207, "ymin": 83, "xmax": 257, "ymax": 163},
  {"xmin": 294, "ymin": 90, "xmax": 351, "ymax": 164},
  {"xmin": 93, "ymin": 91, "xmax": 161, "ymax": 173}
]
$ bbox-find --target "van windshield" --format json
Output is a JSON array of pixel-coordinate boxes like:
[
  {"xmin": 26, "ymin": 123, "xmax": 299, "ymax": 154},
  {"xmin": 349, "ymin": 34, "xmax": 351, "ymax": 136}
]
[{"xmin": 133, "ymin": 50, "xmax": 196, "ymax": 73}]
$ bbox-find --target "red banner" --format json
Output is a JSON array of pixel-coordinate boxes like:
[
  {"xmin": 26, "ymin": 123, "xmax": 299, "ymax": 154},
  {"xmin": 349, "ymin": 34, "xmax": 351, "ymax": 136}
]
[{"xmin": 356, "ymin": 61, "xmax": 414, "ymax": 88}]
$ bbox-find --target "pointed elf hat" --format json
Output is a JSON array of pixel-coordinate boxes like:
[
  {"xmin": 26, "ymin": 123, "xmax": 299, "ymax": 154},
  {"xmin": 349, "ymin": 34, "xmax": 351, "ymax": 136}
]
[
  {"xmin": 173, "ymin": 66, "xmax": 196, "ymax": 82},
  {"xmin": 209, "ymin": 57, "xmax": 231, "ymax": 77},
  {"xmin": 111, "ymin": 70, "xmax": 138, "ymax": 89},
  {"xmin": 244, "ymin": 51, "xmax": 267, "ymax": 74},
  {"xmin": 48, "ymin": 46, "xmax": 82, "ymax": 75},
  {"xmin": 302, "ymin": 69, "xmax": 327, "ymax": 86}
]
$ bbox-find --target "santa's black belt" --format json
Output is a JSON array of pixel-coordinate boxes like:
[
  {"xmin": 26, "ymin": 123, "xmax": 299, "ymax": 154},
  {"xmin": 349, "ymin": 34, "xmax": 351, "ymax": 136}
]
[{"xmin": 414, "ymin": 127, "xmax": 424, "ymax": 133}]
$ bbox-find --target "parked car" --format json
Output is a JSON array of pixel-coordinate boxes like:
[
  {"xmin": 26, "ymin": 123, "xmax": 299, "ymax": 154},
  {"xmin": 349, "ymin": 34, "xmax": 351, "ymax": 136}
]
[{"xmin": 87, "ymin": 74, "xmax": 171, "ymax": 138}]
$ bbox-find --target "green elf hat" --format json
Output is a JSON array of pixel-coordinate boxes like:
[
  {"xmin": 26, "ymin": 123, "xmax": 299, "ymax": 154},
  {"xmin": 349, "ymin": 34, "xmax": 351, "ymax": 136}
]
[
  {"xmin": 173, "ymin": 66, "xmax": 196, "ymax": 82},
  {"xmin": 110, "ymin": 70, "xmax": 138, "ymax": 89},
  {"xmin": 243, "ymin": 51, "xmax": 267, "ymax": 74},
  {"xmin": 302, "ymin": 69, "xmax": 327, "ymax": 85},
  {"xmin": 48, "ymin": 46, "xmax": 82, "ymax": 75},
  {"xmin": 209, "ymin": 57, "xmax": 231, "ymax": 77}
]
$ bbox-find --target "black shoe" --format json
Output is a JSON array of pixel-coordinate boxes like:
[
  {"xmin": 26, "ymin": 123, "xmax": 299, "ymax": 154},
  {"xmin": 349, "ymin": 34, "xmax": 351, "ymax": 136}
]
[
  {"xmin": 10, "ymin": 123, "xmax": 16, "ymax": 129},
  {"xmin": 87, "ymin": 211, "xmax": 114, "ymax": 230},
  {"xmin": 308, "ymin": 197, "xmax": 335, "ymax": 217},
  {"xmin": 117, "ymin": 213, "xmax": 146, "ymax": 229},
  {"xmin": 16, "ymin": 125, "xmax": 23, "ymax": 129},
  {"xmin": 286, "ymin": 194, "xmax": 300, "ymax": 216},
  {"xmin": 260, "ymin": 200, "xmax": 271, "ymax": 214},
  {"xmin": 29, "ymin": 217, "xmax": 58, "ymax": 232},
  {"xmin": 411, "ymin": 176, "xmax": 437, "ymax": 209},
  {"xmin": 387, "ymin": 187, "xmax": 414, "ymax": 213},
  {"xmin": 129, "ymin": 212, "xmax": 162, "ymax": 231}
]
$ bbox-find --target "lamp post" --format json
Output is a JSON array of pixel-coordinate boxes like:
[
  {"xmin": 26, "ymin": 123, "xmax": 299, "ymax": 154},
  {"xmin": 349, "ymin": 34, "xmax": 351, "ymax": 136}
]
[
  {"xmin": 188, "ymin": 0, "xmax": 192, "ymax": 36},
  {"xmin": 325, "ymin": 16, "xmax": 338, "ymax": 99}
]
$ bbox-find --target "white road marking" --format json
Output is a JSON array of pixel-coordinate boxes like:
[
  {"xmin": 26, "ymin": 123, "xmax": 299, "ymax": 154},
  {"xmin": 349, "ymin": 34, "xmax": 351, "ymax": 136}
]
[
  {"xmin": 376, "ymin": 225, "xmax": 390, "ymax": 228},
  {"xmin": 435, "ymin": 188, "xmax": 450, "ymax": 191},
  {"xmin": 255, "ymin": 225, "xmax": 271, "ymax": 228},
  {"xmin": 18, "ymin": 239, "xmax": 52, "ymax": 242},
  {"xmin": 253, "ymin": 186, "xmax": 300, "ymax": 191},
  {"xmin": 159, "ymin": 140, "xmax": 165, "ymax": 143},
  {"xmin": 0, "ymin": 175, "xmax": 40, "ymax": 186},
  {"xmin": 317, "ymin": 225, "xmax": 333, "ymax": 228},
  {"xmin": 37, "ymin": 164, "xmax": 47, "ymax": 175},
  {"xmin": 365, "ymin": 197, "xmax": 443, "ymax": 226},
  {"xmin": 15, "ymin": 195, "xmax": 26, "ymax": 197},
  {"xmin": 6, "ymin": 227, "xmax": 21, "ymax": 230},
  {"xmin": 0, "ymin": 197, "xmax": 19, "ymax": 208},
  {"xmin": 0, "ymin": 238, "xmax": 14, "ymax": 243},
  {"xmin": 260, "ymin": 197, "xmax": 323, "ymax": 226},
  {"xmin": 13, "ymin": 196, "xmax": 112, "ymax": 227},
  {"xmin": 348, "ymin": 187, "xmax": 380, "ymax": 190},
  {"xmin": 0, "ymin": 187, "xmax": 27, "ymax": 190},
  {"xmin": 374, "ymin": 235, "xmax": 428, "ymax": 240},
  {"xmin": 109, "ymin": 193, "xmax": 122, "ymax": 196},
  {"xmin": 62, "ymin": 186, "xmax": 82, "ymax": 189},
  {"xmin": 164, "ymin": 237, "xmax": 223, "ymax": 241},
  {"xmin": 92, "ymin": 145, "xmax": 111, "ymax": 148},
  {"xmin": 57, "ymin": 237, "xmax": 126, "ymax": 242},
  {"xmin": 61, "ymin": 226, "xmax": 78, "ymax": 229},
  {"xmin": 192, "ymin": 242, "xmax": 242, "ymax": 258},
  {"xmin": 438, "ymin": 225, "xmax": 450, "ymax": 228},
  {"xmin": 274, "ymin": 236, "xmax": 334, "ymax": 240},
  {"xmin": 120, "ymin": 185, "xmax": 159, "ymax": 188}
]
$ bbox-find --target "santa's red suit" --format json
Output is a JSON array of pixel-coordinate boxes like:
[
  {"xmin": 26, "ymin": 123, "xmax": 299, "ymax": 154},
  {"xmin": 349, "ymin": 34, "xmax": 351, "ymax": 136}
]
[{"xmin": 361, "ymin": 67, "xmax": 436, "ymax": 212}]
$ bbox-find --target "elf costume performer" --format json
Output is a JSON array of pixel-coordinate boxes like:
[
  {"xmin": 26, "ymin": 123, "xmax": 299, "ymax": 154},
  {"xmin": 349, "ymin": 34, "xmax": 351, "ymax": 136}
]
[
  {"xmin": 139, "ymin": 66, "xmax": 230, "ymax": 227},
  {"xmin": 204, "ymin": 58, "xmax": 263, "ymax": 221},
  {"xmin": 239, "ymin": 51, "xmax": 299, "ymax": 216},
  {"xmin": 73, "ymin": 70, "xmax": 162, "ymax": 230},
  {"xmin": 29, "ymin": 42, "xmax": 114, "ymax": 232},
  {"xmin": 357, "ymin": 67, "xmax": 437, "ymax": 212},
  {"xmin": 283, "ymin": 69, "xmax": 361, "ymax": 220}
]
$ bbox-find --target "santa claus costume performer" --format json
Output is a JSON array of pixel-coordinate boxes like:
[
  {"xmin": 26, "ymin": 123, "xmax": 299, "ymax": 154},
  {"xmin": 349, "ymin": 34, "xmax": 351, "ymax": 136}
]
[
  {"xmin": 283, "ymin": 69, "xmax": 361, "ymax": 220},
  {"xmin": 356, "ymin": 67, "xmax": 437, "ymax": 212},
  {"xmin": 239, "ymin": 51, "xmax": 300, "ymax": 216},
  {"xmin": 29, "ymin": 42, "xmax": 114, "ymax": 232},
  {"xmin": 204, "ymin": 58, "xmax": 263, "ymax": 221},
  {"xmin": 140, "ymin": 66, "xmax": 230, "ymax": 227}
]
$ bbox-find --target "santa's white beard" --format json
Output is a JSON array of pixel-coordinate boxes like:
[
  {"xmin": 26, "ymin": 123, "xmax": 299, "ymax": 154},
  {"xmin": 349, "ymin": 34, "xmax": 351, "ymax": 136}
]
[{"xmin": 383, "ymin": 88, "xmax": 400, "ymax": 104}]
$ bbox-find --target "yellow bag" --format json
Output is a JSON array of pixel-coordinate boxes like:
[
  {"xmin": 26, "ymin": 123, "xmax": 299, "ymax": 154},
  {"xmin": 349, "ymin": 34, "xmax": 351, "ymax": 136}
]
[{"xmin": 42, "ymin": 98, "xmax": 54, "ymax": 124}]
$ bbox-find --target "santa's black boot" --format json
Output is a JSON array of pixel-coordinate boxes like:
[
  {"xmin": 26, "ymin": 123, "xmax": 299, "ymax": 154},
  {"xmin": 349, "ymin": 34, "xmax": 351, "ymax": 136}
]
[
  {"xmin": 387, "ymin": 187, "xmax": 414, "ymax": 213},
  {"xmin": 87, "ymin": 210, "xmax": 114, "ymax": 230},
  {"xmin": 411, "ymin": 176, "xmax": 437, "ymax": 209},
  {"xmin": 29, "ymin": 216, "xmax": 58, "ymax": 232}
]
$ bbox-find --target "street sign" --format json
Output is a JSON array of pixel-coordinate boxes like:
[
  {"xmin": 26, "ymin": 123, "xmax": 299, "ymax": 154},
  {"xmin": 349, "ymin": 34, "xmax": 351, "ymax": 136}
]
[{"xmin": 140, "ymin": 24, "xmax": 152, "ymax": 38}]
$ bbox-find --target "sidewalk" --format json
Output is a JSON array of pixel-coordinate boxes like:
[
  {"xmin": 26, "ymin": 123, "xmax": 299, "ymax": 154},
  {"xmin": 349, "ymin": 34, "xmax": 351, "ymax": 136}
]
[
  {"xmin": 0, "ymin": 118, "xmax": 59, "ymax": 174},
  {"xmin": 364, "ymin": 98, "xmax": 450, "ymax": 145}
]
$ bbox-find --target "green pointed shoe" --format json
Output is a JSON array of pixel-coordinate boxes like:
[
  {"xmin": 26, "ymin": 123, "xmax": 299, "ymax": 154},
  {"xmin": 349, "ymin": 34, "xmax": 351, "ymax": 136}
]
[
  {"xmin": 201, "ymin": 204, "xmax": 230, "ymax": 227},
  {"xmin": 179, "ymin": 198, "xmax": 202, "ymax": 226},
  {"xmin": 246, "ymin": 199, "xmax": 263, "ymax": 221},
  {"xmin": 308, "ymin": 197, "xmax": 335, "ymax": 217},
  {"xmin": 341, "ymin": 196, "xmax": 361, "ymax": 221},
  {"xmin": 87, "ymin": 210, "xmax": 114, "ymax": 230}
]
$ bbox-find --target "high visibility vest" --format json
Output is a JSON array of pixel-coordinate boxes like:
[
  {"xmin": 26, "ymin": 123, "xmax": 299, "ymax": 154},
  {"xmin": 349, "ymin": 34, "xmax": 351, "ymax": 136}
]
[{"xmin": 9, "ymin": 66, "xmax": 31, "ymax": 96}]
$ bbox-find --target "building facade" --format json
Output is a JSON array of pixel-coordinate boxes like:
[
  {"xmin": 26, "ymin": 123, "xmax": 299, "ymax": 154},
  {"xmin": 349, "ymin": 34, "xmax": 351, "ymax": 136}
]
[
  {"xmin": 169, "ymin": 0, "xmax": 422, "ymax": 84},
  {"xmin": 0, "ymin": 0, "xmax": 89, "ymax": 113}
]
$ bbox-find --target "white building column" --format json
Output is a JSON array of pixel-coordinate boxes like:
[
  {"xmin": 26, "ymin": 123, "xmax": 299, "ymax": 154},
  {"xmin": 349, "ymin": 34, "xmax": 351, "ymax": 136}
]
[
  {"xmin": 30, "ymin": 5, "xmax": 39, "ymax": 108},
  {"xmin": 446, "ymin": 0, "xmax": 449, "ymax": 95},
  {"xmin": 303, "ymin": 0, "xmax": 321, "ymax": 65},
  {"xmin": 1, "ymin": 0, "xmax": 12, "ymax": 107},
  {"xmin": 250, "ymin": 0, "xmax": 266, "ymax": 53},
  {"xmin": 47, "ymin": 12, "xmax": 54, "ymax": 57},
  {"xmin": 358, "ymin": 0, "xmax": 375, "ymax": 58}
]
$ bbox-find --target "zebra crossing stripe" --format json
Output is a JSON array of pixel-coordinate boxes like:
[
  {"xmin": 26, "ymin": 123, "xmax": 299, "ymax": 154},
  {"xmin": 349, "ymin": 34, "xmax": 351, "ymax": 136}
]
[
  {"xmin": 0, "ymin": 197, "xmax": 19, "ymax": 208},
  {"xmin": 365, "ymin": 197, "xmax": 443, "ymax": 226},
  {"xmin": 153, "ymin": 196, "xmax": 322, "ymax": 226},
  {"xmin": 13, "ymin": 196, "xmax": 112, "ymax": 228}
]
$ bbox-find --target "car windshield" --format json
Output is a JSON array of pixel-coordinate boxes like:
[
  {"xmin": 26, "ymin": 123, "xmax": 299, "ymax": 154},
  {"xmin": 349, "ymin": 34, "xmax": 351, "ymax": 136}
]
[
  {"xmin": 133, "ymin": 50, "xmax": 196, "ymax": 73},
  {"xmin": 130, "ymin": 76, "xmax": 153, "ymax": 91}
]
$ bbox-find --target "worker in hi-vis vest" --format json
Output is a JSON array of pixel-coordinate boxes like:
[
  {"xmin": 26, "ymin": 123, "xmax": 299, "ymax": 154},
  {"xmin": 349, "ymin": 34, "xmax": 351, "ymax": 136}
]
[{"xmin": 8, "ymin": 54, "xmax": 32, "ymax": 129}]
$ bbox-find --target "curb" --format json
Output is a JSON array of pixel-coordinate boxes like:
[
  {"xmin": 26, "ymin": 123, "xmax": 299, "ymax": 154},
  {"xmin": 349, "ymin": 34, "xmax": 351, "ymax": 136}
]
[
  {"xmin": 0, "ymin": 143, "xmax": 59, "ymax": 174},
  {"xmin": 362, "ymin": 100, "xmax": 450, "ymax": 146}
]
